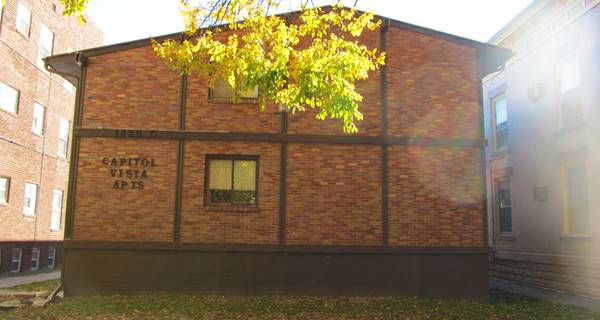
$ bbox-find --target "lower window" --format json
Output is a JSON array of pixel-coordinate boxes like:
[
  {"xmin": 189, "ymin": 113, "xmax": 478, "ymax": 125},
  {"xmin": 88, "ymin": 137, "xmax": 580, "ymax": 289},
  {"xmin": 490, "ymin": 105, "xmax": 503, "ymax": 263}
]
[
  {"xmin": 496, "ymin": 180, "xmax": 512, "ymax": 235},
  {"xmin": 30, "ymin": 247, "xmax": 39, "ymax": 271},
  {"xmin": 48, "ymin": 247, "xmax": 56, "ymax": 268},
  {"xmin": 205, "ymin": 156, "xmax": 258, "ymax": 206},
  {"xmin": 11, "ymin": 248, "xmax": 22, "ymax": 273}
]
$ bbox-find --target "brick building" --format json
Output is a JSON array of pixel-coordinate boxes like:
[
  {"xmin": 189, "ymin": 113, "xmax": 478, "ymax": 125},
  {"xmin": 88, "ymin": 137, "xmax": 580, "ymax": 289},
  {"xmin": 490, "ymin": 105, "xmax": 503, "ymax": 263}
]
[
  {"xmin": 0, "ymin": 0, "xmax": 102, "ymax": 273},
  {"xmin": 484, "ymin": 0, "xmax": 600, "ymax": 298},
  {"xmin": 46, "ymin": 12, "xmax": 510, "ymax": 297}
]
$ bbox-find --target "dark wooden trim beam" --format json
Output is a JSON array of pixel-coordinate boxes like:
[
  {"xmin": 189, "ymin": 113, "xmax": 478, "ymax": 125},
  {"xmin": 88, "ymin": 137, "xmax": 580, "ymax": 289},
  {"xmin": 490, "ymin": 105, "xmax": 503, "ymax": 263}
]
[
  {"xmin": 75, "ymin": 128, "xmax": 486, "ymax": 148},
  {"xmin": 63, "ymin": 241, "xmax": 490, "ymax": 255}
]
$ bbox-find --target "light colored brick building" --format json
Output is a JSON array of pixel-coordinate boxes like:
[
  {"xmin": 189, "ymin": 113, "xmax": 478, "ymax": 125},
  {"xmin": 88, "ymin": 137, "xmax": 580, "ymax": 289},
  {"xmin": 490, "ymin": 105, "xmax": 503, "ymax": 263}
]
[
  {"xmin": 0, "ymin": 0, "xmax": 102, "ymax": 273},
  {"xmin": 484, "ymin": 0, "xmax": 600, "ymax": 298},
  {"xmin": 47, "ymin": 10, "xmax": 510, "ymax": 297}
]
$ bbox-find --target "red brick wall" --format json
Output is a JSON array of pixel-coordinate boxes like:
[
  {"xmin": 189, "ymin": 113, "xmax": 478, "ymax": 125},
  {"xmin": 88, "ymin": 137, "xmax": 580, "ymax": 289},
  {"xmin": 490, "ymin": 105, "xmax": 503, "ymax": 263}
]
[
  {"xmin": 386, "ymin": 25, "xmax": 480, "ymax": 139},
  {"xmin": 388, "ymin": 146, "xmax": 483, "ymax": 246},
  {"xmin": 180, "ymin": 141, "xmax": 280, "ymax": 244},
  {"xmin": 83, "ymin": 46, "xmax": 181, "ymax": 130},
  {"xmin": 286, "ymin": 144, "xmax": 382, "ymax": 245},
  {"xmin": 73, "ymin": 138, "xmax": 177, "ymax": 241},
  {"xmin": 0, "ymin": 0, "xmax": 102, "ymax": 242}
]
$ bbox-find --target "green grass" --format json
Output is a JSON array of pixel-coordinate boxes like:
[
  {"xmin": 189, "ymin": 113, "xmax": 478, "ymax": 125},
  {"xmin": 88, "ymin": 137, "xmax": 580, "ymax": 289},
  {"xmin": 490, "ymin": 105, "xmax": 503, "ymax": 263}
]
[
  {"xmin": 0, "ymin": 289, "xmax": 598, "ymax": 320},
  {"xmin": 3, "ymin": 279, "xmax": 61, "ymax": 293}
]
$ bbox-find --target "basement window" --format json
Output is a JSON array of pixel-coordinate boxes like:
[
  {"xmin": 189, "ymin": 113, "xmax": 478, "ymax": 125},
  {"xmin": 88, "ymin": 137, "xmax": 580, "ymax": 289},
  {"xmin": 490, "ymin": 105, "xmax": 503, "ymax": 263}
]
[
  {"xmin": 10, "ymin": 249, "xmax": 22, "ymax": 273},
  {"xmin": 209, "ymin": 77, "xmax": 259, "ymax": 103},
  {"xmin": 30, "ymin": 248, "xmax": 40, "ymax": 271},
  {"xmin": 48, "ymin": 247, "xmax": 56, "ymax": 268},
  {"xmin": 205, "ymin": 156, "xmax": 258, "ymax": 206}
]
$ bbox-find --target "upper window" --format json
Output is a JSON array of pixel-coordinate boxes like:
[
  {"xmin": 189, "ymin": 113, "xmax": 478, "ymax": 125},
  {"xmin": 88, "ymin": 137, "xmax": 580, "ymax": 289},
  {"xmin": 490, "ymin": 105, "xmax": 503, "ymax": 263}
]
[
  {"xmin": 206, "ymin": 156, "xmax": 258, "ymax": 206},
  {"xmin": 16, "ymin": 2, "xmax": 31, "ymax": 37},
  {"xmin": 563, "ymin": 163, "xmax": 589, "ymax": 235},
  {"xmin": 558, "ymin": 59, "xmax": 582, "ymax": 127},
  {"xmin": 209, "ymin": 77, "xmax": 259, "ymax": 103},
  {"xmin": 23, "ymin": 182, "xmax": 38, "ymax": 216},
  {"xmin": 0, "ymin": 82, "xmax": 20, "ymax": 114},
  {"xmin": 11, "ymin": 248, "xmax": 22, "ymax": 273},
  {"xmin": 50, "ymin": 189, "xmax": 63, "ymax": 231},
  {"xmin": 32, "ymin": 102, "xmax": 45, "ymax": 135},
  {"xmin": 37, "ymin": 24, "xmax": 54, "ymax": 70},
  {"xmin": 491, "ymin": 94, "xmax": 508, "ymax": 151},
  {"xmin": 497, "ymin": 179, "xmax": 512, "ymax": 235},
  {"xmin": 58, "ymin": 118, "xmax": 70, "ymax": 158},
  {"xmin": 30, "ymin": 247, "xmax": 40, "ymax": 271},
  {"xmin": 0, "ymin": 176, "xmax": 9, "ymax": 204},
  {"xmin": 48, "ymin": 247, "xmax": 56, "ymax": 268}
]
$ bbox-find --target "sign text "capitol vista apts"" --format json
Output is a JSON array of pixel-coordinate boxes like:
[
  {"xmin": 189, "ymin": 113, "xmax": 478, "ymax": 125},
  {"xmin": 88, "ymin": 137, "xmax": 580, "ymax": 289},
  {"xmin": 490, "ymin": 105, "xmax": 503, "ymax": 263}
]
[{"xmin": 102, "ymin": 157, "xmax": 156, "ymax": 190}]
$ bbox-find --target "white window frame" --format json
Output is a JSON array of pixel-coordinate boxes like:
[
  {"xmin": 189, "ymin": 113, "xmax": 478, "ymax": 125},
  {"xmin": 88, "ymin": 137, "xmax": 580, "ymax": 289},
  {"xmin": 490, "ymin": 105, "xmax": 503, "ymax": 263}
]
[
  {"xmin": 11, "ymin": 248, "xmax": 22, "ymax": 273},
  {"xmin": 0, "ymin": 176, "xmax": 9, "ymax": 204},
  {"xmin": 32, "ymin": 102, "xmax": 45, "ymax": 135},
  {"xmin": 0, "ymin": 82, "xmax": 20, "ymax": 114},
  {"xmin": 37, "ymin": 24, "xmax": 54, "ymax": 70},
  {"xmin": 50, "ymin": 189, "xmax": 63, "ymax": 231},
  {"xmin": 16, "ymin": 2, "xmax": 31, "ymax": 37},
  {"xmin": 23, "ymin": 182, "xmax": 38, "ymax": 216},
  {"xmin": 30, "ymin": 247, "xmax": 40, "ymax": 271},
  {"xmin": 58, "ymin": 118, "xmax": 70, "ymax": 158},
  {"xmin": 48, "ymin": 247, "xmax": 56, "ymax": 268}
]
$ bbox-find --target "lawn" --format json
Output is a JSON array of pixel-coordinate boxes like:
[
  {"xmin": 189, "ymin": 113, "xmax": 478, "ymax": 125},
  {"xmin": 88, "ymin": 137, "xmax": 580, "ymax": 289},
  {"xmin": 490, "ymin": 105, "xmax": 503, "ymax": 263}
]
[{"xmin": 0, "ymin": 286, "xmax": 598, "ymax": 320}]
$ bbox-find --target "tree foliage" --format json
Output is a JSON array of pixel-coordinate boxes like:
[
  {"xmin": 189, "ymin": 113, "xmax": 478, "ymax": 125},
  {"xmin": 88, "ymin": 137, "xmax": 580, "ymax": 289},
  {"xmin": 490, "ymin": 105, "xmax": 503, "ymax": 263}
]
[{"xmin": 61, "ymin": 0, "xmax": 386, "ymax": 133}]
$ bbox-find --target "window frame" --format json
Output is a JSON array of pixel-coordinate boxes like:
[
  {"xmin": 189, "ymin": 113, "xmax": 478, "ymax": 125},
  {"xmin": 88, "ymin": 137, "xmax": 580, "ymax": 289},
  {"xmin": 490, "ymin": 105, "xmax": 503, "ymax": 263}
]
[
  {"xmin": 495, "ymin": 178, "xmax": 513, "ymax": 236},
  {"xmin": 490, "ymin": 93, "xmax": 509, "ymax": 152},
  {"xmin": 30, "ymin": 247, "xmax": 39, "ymax": 271},
  {"xmin": 556, "ymin": 58, "xmax": 583, "ymax": 128},
  {"xmin": 204, "ymin": 155, "xmax": 260, "ymax": 207},
  {"xmin": 0, "ymin": 176, "xmax": 9, "ymax": 204},
  {"xmin": 50, "ymin": 189, "xmax": 63, "ymax": 231},
  {"xmin": 208, "ymin": 77, "xmax": 259, "ymax": 104},
  {"xmin": 48, "ymin": 247, "xmax": 56, "ymax": 268},
  {"xmin": 57, "ymin": 118, "xmax": 70, "ymax": 159},
  {"xmin": 0, "ymin": 82, "xmax": 20, "ymax": 114},
  {"xmin": 23, "ymin": 182, "xmax": 38, "ymax": 216},
  {"xmin": 10, "ymin": 248, "xmax": 22, "ymax": 273},
  {"xmin": 32, "ymin": 102, "xmax": 46, "ymax": 135},
  {"xmin": 15, "ymin": 2, "xmax": 31, "ymax": 38},
  {"xmin": 561, "ymin": 161, "xmax": 590, "ymax": 236}
]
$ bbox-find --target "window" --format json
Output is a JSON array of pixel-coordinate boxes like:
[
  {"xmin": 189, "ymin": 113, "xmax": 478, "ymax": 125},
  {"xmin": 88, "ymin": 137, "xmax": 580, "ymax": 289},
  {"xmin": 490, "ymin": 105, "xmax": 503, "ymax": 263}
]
[
  {"xmin": 11, "ymin": 249, "xmax": 22, "ymax": 273},
  {"xmin": 50, "ymin": 189, "xmax": 63, "ymax": 231},
  {"xmin": 209, "ymin": 77, "xmax": 259, "ymax": 103},
  {"xmin": 0, "ymin": 82, "xmax": 20, "ymax": 114},
  {"xmin": 48, "ymin": 247, "xmax": 56, "ymax": 268},
  {"xmin": 58, "ymin": 118, "xmax": 70, "ymax": 158},
  {"xmin": 558, "ymin": 59, "xmax": 582, "ymax": 126},
  {"xmin": 0, "ymin": 176, "xmax": 9, "ymax": 204},
  {"xmin": 32, "ymin": 103, "xmax": 45, "ymax": 135},
  {"xmin": 37, "ymin": 24, "xmax": 54, "ymax": 70},
  {"xmin": 16, "ymin": 2, "xmax": 31, "ymax": 37},
  {"xmin": 496, "ymin": 180, "xmax": 512, "ymax": 235},
  {"xmin": 563, "ymin": 163, "xmax": 590, "ymax": 235},
  {"xmin": 206, "ymin": 156, "xmax": 258, "ymax": 206},
  {"xmin": 23, "ymin": 182, "xmax": 38, "ymax": 216},
  {"xmin": 491, "ymin": 94, "xmax": 509, "ymax": 151},
  {"xmin": 30, "ymin": 247, "xmax": 39, "ymax": 271}
]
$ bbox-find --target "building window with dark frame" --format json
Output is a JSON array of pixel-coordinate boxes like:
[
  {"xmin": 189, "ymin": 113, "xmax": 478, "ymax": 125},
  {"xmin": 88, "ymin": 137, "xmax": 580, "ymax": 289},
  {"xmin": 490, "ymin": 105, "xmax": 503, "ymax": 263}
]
[
  {"xmin": 205, "ymin": 156, "xmax": 258, "ymax": 206},
  {"xmin": 562, "ymin": 162, "xmax": 590, "ymax": 235},
  {"xmin": 30, "ymin": 247, "xmax": 40, "ymax": 271},
  {"xmin": 209, "ymin": 77, "xmax": 259, "ymax": 104},
  {"xmin": 48, "ymin": 247, "xmax": 56, "ymax": 268},
  {"xmin": 491, "ymin": 94, "xmax": 509, "ymax": 151},
  {"xmin": 557, "ymin": 59, "xmax": 582, "ymax": 127},
  {"xmin": 496, "ymin": 179, "xmax": 512, "ymax": 235},
  {"xmin": 0, "ymin": 176, "xmax": 9, "ymax": 204},
  {"xmin": 10, "ymin": 248, "xmax": 22, "ymax": 273}
]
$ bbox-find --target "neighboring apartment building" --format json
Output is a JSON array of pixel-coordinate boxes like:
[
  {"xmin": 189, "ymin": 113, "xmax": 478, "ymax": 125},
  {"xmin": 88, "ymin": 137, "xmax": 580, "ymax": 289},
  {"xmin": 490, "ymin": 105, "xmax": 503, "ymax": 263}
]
[
  {"xmin": 483, "ymin": 0, "xmax": 599, "ymax": 298},
  {"xmin": 0, "ymin": 0, "xmax": 102, "ymax": 273},
  {"xmin": 46, "ymin": 11, "xmax": 510, "ymax": 297}
]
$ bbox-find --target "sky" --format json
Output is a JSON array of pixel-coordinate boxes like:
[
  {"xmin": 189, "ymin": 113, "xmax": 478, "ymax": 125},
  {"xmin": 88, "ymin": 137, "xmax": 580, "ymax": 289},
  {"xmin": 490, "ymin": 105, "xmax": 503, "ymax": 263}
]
[{"xmin": 87, "ymin": 0, "xmax": 533, "ymax": 46}]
